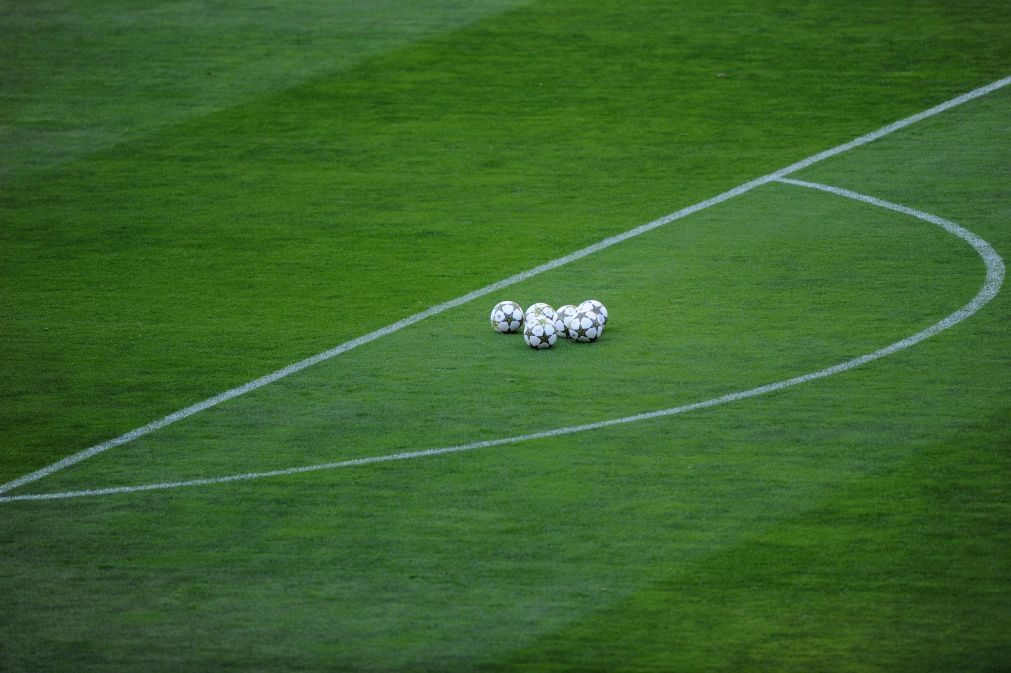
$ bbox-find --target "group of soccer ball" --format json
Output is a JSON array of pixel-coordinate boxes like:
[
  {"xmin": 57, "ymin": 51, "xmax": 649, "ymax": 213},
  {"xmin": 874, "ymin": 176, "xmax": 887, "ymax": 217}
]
[{"xmin": 490, "ymin": 299, "xmax": 608, "ymax": 349}]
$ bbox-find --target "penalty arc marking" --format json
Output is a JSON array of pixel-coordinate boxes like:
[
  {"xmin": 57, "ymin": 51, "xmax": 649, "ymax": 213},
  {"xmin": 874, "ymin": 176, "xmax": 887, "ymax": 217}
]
[
  {"xmin": 1, "ymin": 75, "xmax": 1008, "ymax": 501},
  {"xmin": 0, "ymin": 178, "xmax": 1004, "ymax": 503}
]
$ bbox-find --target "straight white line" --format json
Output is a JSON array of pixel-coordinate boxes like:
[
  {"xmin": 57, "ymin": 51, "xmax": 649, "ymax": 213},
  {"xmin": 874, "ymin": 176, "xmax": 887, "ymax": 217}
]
[
  {"xmin": 1, "ymin": 179, "xmax": 1004, "ymax": 503},
  {"xmin": 767, "ymin": 76, "xmax": 1011, "ymax": 178},
  {"xmin": 2, "ymin": 75, "xmax": 1008, "ymax": 497}
]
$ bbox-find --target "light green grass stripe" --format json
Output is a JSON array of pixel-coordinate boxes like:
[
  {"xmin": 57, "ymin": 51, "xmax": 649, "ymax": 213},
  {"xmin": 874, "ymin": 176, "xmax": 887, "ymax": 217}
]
[
  {"xmin": 1, "ymin": 75, "xmax": 1008, "ymax": 498},
  {"xmin": 1, "ymin": 177, "xmax": 1003, "ymax": 503}
]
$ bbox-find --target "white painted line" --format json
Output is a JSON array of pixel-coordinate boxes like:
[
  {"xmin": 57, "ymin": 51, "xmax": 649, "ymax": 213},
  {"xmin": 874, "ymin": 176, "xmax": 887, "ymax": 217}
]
[
  {"xmin": 776, "ymin": 178, "xmax": 1005, "ymax": 303},
  {"xmin": 768, "ymin": 76, "xmax": 1011, "ymax": 179},
  {"xmin": 2, "ymin": 75, "xmax": 1008, "ymax": 497},
  {"xmin": 0, "ymin": 184, "xmax": 758, "ymax": 497},
  {"xmin": 1, "ymin": 180, "xmax": 1003, "ymax": 503}
]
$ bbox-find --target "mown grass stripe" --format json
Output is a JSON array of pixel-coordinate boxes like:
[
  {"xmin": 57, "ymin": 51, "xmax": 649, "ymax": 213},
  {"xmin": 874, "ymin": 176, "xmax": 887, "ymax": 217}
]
[
  {"xmin": 1, "ymin": 75, "xmax": 1007, "ymax": 498},
  {"xmin": 1, "ymin": 177, "xmax": 1003, "ymax": 503}
]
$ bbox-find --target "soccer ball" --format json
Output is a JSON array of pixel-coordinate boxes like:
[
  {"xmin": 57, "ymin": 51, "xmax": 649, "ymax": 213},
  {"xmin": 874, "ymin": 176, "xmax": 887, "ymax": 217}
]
[
  {"xmin": 554, "ymin": 304, "xmax": 579, "ymax": 337},
  {"xmin": 568, "ymin": 308, "xmax": 604, "ymax": 342},
  {"xmin": 579, "ymin": 299, "xmax": 608, "ymax": 326},
  {"xmin": 525, "ymin": 302, "xmax": 556, "ymax": 322},
  {"xmin": 490, "ymin": 300, "xmax": 524, "ymax": 333},
  {"xmin": 523, "ymin": 316, "xmax": 558, "ymax": 349}
]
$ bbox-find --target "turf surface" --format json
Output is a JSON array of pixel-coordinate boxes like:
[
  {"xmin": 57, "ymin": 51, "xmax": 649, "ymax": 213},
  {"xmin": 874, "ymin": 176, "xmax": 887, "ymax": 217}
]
[{"xmin": 1, "ymin": 1, "xmax": 1009, "ymax": 671}]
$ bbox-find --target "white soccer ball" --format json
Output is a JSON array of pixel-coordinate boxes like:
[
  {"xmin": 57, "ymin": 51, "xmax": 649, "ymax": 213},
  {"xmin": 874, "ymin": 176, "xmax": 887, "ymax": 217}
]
[
  {"xmin": 525, "ymin": 302, "xmax": 556, "ymax": 322},
  {"xmin": 554, "ymin": 304, "xmax": 579, "ymax": 337},
  {"xmin": 568, "ymin": 308, "xmax": 604, "ymax": 342},
  {"xmin": 523, "ymin": 316, "xmax": 558, "ymax": 349},
  {"xmin": 579, "ymin": 299, "xmax": 608, "ymax": 326},
  {"xmin": 490, "ymin": 300, "xmax": 524, "ymax": 333}
]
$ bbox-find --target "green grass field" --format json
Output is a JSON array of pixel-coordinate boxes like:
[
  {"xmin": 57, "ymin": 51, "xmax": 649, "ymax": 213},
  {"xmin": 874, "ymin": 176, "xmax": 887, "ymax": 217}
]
[{"xmin": 2, "ymin": 1, "xmax": 1009, "ymax": 671}]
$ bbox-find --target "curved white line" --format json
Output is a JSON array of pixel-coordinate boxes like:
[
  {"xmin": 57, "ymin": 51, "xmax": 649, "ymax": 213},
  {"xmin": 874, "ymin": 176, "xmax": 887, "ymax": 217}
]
[
  {"xmin": 2, "ymin": 75, "xmax": 1008, "ymax": 497},
  {"xmin": 1, "ymin": 180, "xmax": 1002, "ymax": 503}
]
